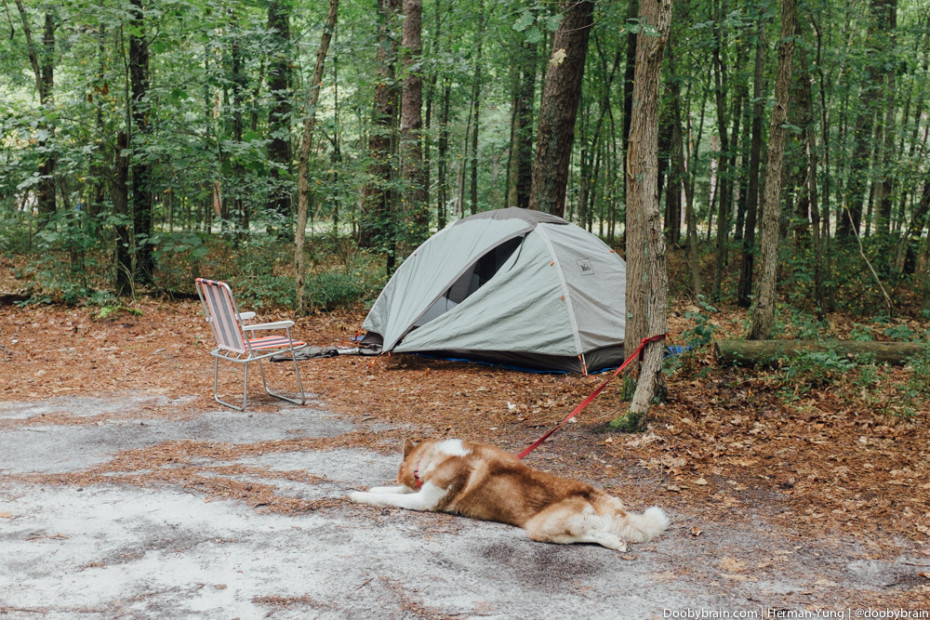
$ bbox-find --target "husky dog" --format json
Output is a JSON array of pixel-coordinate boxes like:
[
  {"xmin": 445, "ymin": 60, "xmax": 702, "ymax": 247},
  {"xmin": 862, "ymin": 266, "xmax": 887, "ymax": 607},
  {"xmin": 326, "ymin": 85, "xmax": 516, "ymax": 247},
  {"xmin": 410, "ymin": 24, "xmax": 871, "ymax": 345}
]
[{"xmin": 349, "ymin": 438, "xmax": 669, "ymax": 551}]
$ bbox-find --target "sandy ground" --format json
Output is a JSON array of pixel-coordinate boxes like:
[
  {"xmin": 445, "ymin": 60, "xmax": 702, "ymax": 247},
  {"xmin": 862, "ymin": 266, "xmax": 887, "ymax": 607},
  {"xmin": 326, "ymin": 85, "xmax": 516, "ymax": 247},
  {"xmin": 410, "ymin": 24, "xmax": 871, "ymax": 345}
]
[{"xmin": 1, "ymin": 393, "xmax": 927, "ymax": 619}]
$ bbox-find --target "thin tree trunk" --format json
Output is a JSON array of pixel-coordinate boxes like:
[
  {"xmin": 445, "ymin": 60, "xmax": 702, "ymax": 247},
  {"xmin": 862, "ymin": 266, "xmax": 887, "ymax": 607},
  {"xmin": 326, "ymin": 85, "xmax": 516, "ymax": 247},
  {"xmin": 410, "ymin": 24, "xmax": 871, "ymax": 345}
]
[
  {"xmin": 710, "ymin": 0, "xmax": 732, "ymax": 301},
  {"xmin": 873, "ymin": 0, "xmax": 897, "ymax": 238},
  {"xmin": 748, "ymin": 0, "xmax": 797, "ymax": 341},
  {"xmin": 230, "ymin": 11, "xmax": 247, "ymax": 234},
  {"xmin": 129, "ymin": 0, "xmax": 154, "ymax": 284},
  {"xmin": 15, "ymin": 2, "xmax": 57, "ymax": 220},
  {"xmin": 436, "ymin": 80, "xmax": 451, "ymax": 228},
  {"xmin": 295, "ymin": 0, "xmax": 339, "ymax": 314},
  {"xmin": 512, "ymin": 39, "xmax": 537, "ymax": 209},
  {"xmin": 267, "ymin": 0, "xmax": 293, "ymax": 229},
  {"xmin": 838, "ymin": 0, "xmax": 888, "ymax": 239},
  {"xmin": 401, "ymin": 0, "xmax": 428, "ymax": 241},
  {"xmin": 360, "ymin": 0, "xmax": 401, "ymax": 271},
  {"xmin": 468, "ymin": 0, "xmax": 486, "ymax": 216},
  {"xmin": 621, "ymin": 0, "xmax": 638, "ymax": 218},
  {"xmin": 737, "ymin": 14, "xmax": 767, "ymax": 308},
  {"xmin": 113, "ymin": 132, "xmax": 133, "ymax": 297}
]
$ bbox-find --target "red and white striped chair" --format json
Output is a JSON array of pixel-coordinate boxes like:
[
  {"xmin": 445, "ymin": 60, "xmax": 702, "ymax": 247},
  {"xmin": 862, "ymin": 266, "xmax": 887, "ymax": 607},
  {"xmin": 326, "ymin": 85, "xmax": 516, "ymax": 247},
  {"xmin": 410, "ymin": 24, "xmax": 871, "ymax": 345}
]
[{"xmin": 195, "ymin": 278, "xmax": 306, "ymax": 410}]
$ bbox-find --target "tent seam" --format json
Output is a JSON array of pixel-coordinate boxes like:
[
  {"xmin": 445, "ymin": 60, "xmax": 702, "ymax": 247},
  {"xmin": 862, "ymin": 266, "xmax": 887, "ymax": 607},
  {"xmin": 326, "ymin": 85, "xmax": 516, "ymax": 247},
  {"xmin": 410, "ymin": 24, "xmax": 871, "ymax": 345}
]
[{"xmin": 535, "ymin": 224, "xmax": 584, "ymax": 357}]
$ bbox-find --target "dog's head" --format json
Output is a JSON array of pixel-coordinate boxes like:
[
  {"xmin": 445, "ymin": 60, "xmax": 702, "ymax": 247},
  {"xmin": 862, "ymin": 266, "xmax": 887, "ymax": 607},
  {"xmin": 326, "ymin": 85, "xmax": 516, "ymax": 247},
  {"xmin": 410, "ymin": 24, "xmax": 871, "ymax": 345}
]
[{"xmin": 397, "ymin": 438, "xmax": 426, "ymax": 489}]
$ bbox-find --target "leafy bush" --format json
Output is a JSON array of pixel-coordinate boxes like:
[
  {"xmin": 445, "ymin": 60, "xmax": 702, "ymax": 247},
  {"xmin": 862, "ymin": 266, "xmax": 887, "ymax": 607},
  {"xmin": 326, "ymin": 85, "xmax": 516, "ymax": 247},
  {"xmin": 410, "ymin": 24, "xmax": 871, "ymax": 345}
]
[
  {"xmin": 777, "ymin": 350, "xmax": 856, "ymax": 402},
  {"xmin": 665, "ymin": 296, "xmax": 718, "ymax": 377}
]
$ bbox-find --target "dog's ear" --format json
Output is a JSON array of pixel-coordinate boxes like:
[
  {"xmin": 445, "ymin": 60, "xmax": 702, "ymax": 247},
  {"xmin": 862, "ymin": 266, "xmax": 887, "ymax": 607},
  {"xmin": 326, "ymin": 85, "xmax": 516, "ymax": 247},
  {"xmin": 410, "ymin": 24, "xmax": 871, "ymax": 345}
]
[{"xmin": 403, "ymin": 438, "xmax": 417, "ymax": 458}]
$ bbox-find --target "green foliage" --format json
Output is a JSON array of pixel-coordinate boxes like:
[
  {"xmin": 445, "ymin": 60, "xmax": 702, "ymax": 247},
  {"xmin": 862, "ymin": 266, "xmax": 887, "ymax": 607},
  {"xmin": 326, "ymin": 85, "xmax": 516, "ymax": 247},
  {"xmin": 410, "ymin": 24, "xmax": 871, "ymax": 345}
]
[
  {"xmin": 683, "ymin": 297, "xmax": 719, "ymax": 348},
  {"xmin": 93, "ymin": 304, "xmax": 143, "ymax": 320},
  {"xmin": 608, "ymin": 409, "xmax": 647, "ymax": 433},
  {"xmin": 898, "ymin": 351, "xmax": 930, "ymax": 417},
  {"xmin": 849, "ymin": 324, "xmax": 874, "ymax": 341},
  {"xmin": 782, "ymin": 350, "xmax": 856, "ymax": 390},
  {"xmin": 665, "ymin": 297, "xmax": 718, "ymax": 377},
  {"xmin": 774, "ymin": 305, "xmax": 830, "ymax": 340},
  {"xmin": 767, "ymin": 347, "xmax": 928, "ymax": 419}
]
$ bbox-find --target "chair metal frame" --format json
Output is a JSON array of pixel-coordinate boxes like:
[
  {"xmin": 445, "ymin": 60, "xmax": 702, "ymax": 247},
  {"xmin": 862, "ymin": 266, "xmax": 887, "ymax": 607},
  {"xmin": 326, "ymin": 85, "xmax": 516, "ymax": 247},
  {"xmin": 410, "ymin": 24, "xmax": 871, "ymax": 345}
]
[{"xmin": 195, "ymin": 278, "xmax": 307, "ymax": 410}]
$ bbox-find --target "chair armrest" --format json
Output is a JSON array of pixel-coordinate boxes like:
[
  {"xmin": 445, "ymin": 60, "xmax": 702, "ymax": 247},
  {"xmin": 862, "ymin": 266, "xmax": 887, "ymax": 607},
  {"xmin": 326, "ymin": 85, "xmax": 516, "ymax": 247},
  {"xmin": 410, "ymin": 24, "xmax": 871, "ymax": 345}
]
[
  {"xmin": 242, "ymin": 320, "xmax": 295, "ymax": 331},
  {"xmin": 239, "ymin": 311, "xmax": 256, "ymax": 324}
]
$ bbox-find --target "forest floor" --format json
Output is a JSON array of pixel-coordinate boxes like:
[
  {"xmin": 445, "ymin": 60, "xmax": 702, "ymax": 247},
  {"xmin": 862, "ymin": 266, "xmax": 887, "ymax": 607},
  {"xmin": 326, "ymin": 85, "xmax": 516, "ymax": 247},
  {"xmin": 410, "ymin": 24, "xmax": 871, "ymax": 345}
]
[{"xmin": 1, "ymin": 260, "xmax": 929, "ymax": 617}]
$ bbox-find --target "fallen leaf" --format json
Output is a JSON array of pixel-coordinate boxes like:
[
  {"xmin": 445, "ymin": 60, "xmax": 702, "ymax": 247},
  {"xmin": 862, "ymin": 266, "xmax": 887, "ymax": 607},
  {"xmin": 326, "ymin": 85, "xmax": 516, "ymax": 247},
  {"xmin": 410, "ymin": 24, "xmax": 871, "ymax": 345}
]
[
  {"xmin": 0, "ymin": 512, "xmax": 12, "ymax": 519},
  {"xmin": 720, "ymin": 557, "xmax": 746, "ymax": 572},
  {"xmin": 695, "ymin": 478, "xmax": 708, "ymax": 486}
]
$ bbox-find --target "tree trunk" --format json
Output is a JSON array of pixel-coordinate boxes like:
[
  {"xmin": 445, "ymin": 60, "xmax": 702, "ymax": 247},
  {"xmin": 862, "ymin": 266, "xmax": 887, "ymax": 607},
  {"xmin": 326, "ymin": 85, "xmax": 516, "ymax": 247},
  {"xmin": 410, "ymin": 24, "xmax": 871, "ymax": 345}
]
[
  {"xmin": 715, "ymin": 339, "xmax": 929, "ymax": 367},
  {"xmin": 621, "ymin": 0, "xmax": 638, "ymax": 217},
  {"xmin": 510, "ymin": 40, "xmax": 537, "ymax": 209},
  {"xmin": 230, "ymin": 11, "xmax": 247, "ymax": 234},
  {"xmin": 267, "ymin": 0, "xmax": 293, "ymax": 229},
  {"xmin": 838, "ymin": 0, "xmax": 888, "ymax": 239},
  {"xmin": 623, "ymin": 0, "xmax": 673, "ymax": 428},
  {"xmin": 15, "ymin": 2, "xmax": 57, "ymax": 220},
  {"xmin": 796, "ymin": 45, "xmax": 827, "ymax": 317},
  {"xmin": 295, "ymin": 0, "xmax": 339, "ymax": 314},
  {"xmin": 436, "ymin": 80, "xmax": 451, "ymax": 228},
  {"xmin": 710, "ymin": 0, "xmax": 731, "ymax": 302},
  {"xmin": 872, "ymin": 0, "xmax": 898, "ymax": 238},
  {"xmin": 113, "ymin": 132, "xmax": 133, "ymax": 298},
  {"xmin": 129, "ymin": 0, "xmax": 154, "ymax": 285},
  {"xmin": 400, "ymin": 0, "xmax": 428, "ymax": 243},
  {"xmin": 360, "ymin": 0, "xmax": 401, "ymax": 273},
  {"xmin": 737, "ymin": 14, "xmax": 767, "ymax": 308},
  {"xmin": 748, "ymin": 0, "xmax": 797, "ymax": 341},
  {"xmin": 529, "ymin": 0, "xmax": 595, "ymax": 217},
  {"xmin": 468, "ymin": 1, "xmax": 485, "ymax": 216}
]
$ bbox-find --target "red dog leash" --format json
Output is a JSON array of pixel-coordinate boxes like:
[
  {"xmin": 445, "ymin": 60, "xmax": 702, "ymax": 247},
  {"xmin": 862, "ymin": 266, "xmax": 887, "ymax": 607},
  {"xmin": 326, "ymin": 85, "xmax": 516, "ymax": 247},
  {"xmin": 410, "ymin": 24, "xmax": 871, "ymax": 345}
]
[{"xmin": 516, "ymin": 334, "xmax": 667, "ymax": 460}]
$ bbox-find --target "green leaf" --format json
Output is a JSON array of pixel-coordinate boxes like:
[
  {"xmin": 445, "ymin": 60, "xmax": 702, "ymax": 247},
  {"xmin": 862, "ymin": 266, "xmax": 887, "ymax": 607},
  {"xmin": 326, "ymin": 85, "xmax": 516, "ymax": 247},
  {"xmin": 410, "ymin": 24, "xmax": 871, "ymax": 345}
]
[{"xmin": 512, "ymin": 10, "xmax": 535, "ymax": 32}]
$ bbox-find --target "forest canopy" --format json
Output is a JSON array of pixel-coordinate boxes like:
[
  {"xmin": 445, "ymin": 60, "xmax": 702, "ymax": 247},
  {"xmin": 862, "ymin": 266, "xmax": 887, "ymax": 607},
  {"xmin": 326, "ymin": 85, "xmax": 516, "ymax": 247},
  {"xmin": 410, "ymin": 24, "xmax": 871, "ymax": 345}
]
[{"xmin": 1, "ymin": 0, "xmax": 929, "ymax": 319}]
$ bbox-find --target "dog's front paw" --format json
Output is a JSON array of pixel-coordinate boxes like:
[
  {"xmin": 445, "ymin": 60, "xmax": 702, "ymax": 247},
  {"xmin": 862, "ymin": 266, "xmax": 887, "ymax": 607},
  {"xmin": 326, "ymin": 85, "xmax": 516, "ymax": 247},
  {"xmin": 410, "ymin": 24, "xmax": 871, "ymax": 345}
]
[{"xmin": 349, "ymin": 491, "xmax": 371, "ymax": 503}]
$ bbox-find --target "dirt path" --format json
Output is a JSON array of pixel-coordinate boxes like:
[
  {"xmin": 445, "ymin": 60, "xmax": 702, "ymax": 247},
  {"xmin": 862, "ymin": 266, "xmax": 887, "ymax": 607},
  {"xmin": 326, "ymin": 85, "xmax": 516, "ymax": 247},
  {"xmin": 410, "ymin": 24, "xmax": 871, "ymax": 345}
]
[{"xmin": 1, "ymin": 393, "xmax": 926, "ymax": 619}]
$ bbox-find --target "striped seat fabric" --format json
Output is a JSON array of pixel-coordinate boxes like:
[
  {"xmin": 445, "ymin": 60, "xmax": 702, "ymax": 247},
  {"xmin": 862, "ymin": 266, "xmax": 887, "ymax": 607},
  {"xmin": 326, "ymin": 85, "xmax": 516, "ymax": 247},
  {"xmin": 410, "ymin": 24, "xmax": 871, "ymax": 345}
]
[{"xmin": 195, "ymin": 278, "xmax": 307, "ymax": 410}]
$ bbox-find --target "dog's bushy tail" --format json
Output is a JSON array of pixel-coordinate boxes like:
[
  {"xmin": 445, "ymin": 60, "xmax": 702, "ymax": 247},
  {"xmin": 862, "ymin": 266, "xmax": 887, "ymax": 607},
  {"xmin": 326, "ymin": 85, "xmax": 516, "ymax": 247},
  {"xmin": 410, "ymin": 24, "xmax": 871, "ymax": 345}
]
[{"xmin": 617, "ymin": 506, "xmax": 670, "ymax": 543}]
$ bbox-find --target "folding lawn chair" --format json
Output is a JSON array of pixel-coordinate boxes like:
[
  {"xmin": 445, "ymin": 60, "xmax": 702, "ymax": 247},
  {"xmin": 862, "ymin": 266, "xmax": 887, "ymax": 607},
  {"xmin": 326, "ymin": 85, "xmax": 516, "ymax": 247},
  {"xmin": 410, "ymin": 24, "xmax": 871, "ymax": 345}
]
[{"xmin": 195, "ymin": 278, "xmax": 307, "ymax": 410}]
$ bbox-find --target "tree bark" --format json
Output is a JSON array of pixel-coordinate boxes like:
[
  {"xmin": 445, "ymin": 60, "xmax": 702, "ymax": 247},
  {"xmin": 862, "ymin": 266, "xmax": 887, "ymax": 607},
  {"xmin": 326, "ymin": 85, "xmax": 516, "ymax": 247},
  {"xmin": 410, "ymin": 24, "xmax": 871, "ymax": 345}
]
[
  {"xmin": 113, "ymin": 132, "xmax": 133, "ymax": 298},
  {"xmin": 529, "ymin": 0, "xmax": 595, "ymax": 217},
  {"xmin": 129, "ymin": 0, "xmax": 154, "ymax": 285},
  {"xmin": 15, "ymin": 2, "xmax": 57, "ymax": 220},
  {"xmin": 838, "ymin": 0, "xmax": 889, "ymax": 239},
  {"xmin": 747, "ymin": 0, "xmax": 796, "ymax": 341},
  {"xmin": 624, "ymin": 0, "xmax": 673, "ymax": 426},
  {"xmin": 295, "ymin": 0, "xmax": 339, "ymax": 314},
  {"xmin": 715, "ymin": 340, "xmax": 929, "ymax": 367},
  {"xmin": 360, "ymin": 0, "xmax": 401, "ymax": 273},
  {"xmin": 468, "ymin": 0, "xmax": 485, "ymax": 216},
  {"xmin": 266, "ymin": 0, "xmax": 293, "ymax": 229},
  {"xmin": 400, "ymin": 0, "xmax": 428, "ymax": 243},
  {"xmin": 710, "ymin": 0, "xmax": 732, "ymax": 301},
  {"xmin": 872, "ymin": 0, "xmax": 898, "ymax": 238},
  {"xmin": 737, "ymin": 14, "xmax": 767, "ymax": 308},
  {"xmin": 436, "ymin": 80, "xmax": 451, "ymax": 228},
  {"xmin": 510, "ymin": 40, "xmax": 537, "ymax": 209}
]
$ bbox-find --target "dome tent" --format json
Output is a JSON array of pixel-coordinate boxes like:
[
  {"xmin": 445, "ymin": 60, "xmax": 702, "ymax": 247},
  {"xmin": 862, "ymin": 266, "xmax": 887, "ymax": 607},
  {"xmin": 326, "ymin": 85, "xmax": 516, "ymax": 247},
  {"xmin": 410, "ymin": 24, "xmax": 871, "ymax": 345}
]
[{"xmin": 360, "ymin": 207, "xmax": 626, "ymax": 373}]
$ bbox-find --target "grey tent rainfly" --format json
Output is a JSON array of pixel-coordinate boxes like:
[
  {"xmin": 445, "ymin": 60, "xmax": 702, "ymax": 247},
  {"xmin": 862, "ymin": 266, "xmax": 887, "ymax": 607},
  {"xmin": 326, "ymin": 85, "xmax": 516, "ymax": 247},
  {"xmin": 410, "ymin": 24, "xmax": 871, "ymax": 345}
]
[{"xmin": 360, "ymin": 208, "xmax": 627, "ymax": 373}]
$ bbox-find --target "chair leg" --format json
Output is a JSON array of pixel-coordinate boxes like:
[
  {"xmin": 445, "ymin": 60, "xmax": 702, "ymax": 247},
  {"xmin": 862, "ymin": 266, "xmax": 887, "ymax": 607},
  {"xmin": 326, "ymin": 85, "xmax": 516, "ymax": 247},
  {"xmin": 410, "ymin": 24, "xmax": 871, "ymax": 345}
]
[
  {"xmin": 257, "ymin": 355, "xmax": 306, "ymax": 406},
  {"xmin": 212, "ymin": 356, "xmax": 247, "ymax": 411}
]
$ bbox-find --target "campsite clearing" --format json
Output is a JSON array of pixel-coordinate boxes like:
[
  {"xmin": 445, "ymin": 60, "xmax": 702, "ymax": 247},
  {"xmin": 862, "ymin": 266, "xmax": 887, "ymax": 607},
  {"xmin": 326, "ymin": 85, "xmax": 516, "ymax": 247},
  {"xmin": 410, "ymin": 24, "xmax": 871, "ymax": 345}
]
[{"xmin": 0, "ymin": 296, "xmax": 928, "ymax": 615}]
